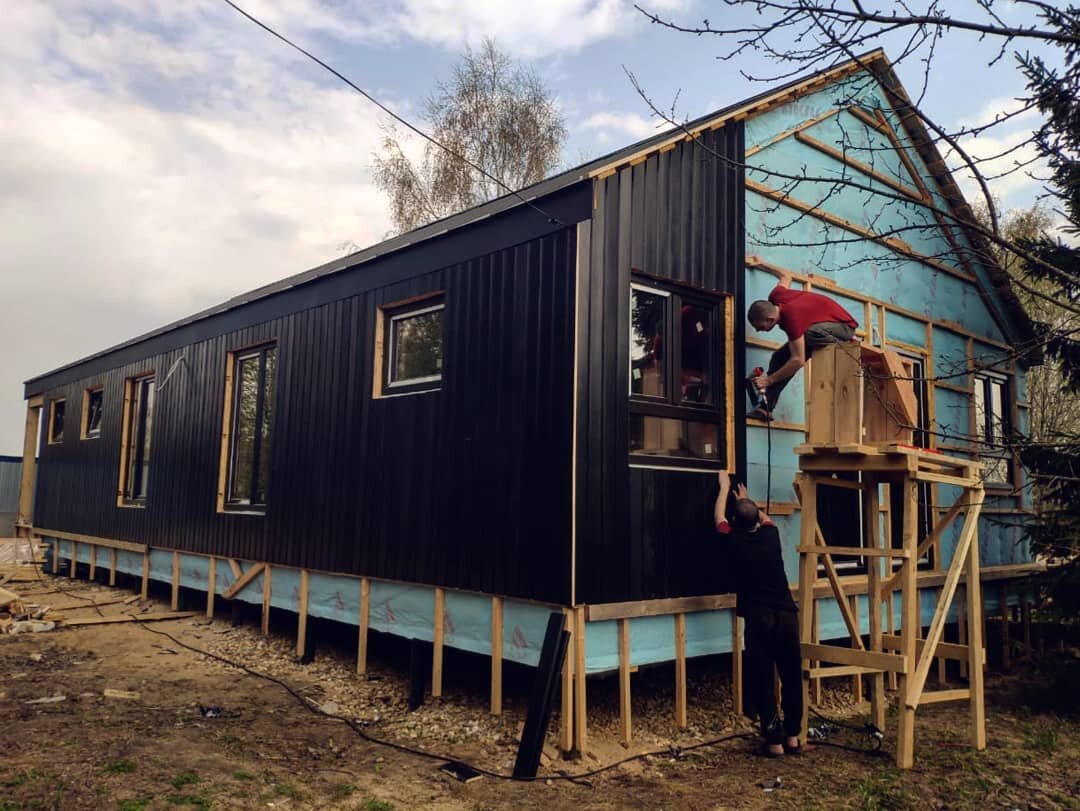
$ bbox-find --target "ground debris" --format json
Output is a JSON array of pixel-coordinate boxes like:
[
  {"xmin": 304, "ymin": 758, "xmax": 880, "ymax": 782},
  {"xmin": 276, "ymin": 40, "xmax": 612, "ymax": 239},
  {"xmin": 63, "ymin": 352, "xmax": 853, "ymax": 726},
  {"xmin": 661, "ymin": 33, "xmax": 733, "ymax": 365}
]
[{"xmin": 103, "ymin": 688, "xmax": 141, "ymax": 701}]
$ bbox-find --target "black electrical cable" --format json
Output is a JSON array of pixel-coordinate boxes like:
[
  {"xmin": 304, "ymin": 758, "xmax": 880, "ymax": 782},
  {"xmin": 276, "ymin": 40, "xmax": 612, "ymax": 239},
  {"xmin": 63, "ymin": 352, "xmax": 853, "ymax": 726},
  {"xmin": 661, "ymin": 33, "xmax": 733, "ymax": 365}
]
[
  {"xmin": 218, "ymin": 0, "xmax": 564, "ymax": 229},
  {"xmin": 807, "ymin": 706, "xmax": 886, "ymax": 756},
  {"xmin": 131, "ymin": 621, "xmax": 755, "ymax": 784}
]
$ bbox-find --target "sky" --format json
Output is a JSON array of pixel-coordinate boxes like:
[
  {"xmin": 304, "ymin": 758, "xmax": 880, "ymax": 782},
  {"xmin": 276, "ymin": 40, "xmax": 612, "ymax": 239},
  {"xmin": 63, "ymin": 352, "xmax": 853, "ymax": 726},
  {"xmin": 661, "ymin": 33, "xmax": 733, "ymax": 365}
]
[{"xmin": 0, "ymin": 0, "xmax": 1065, "ymax": 455}]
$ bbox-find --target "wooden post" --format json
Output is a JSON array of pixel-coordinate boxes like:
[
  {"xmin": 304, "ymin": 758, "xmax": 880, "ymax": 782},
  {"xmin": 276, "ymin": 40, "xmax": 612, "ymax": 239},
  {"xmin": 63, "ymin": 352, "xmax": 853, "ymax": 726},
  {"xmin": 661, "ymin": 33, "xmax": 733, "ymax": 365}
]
[
  {"xmin": 999, "ymin": 582, "xmax": 1010, "ymax": 670},
  {"xmin": 897, "ymin": 478, "xmax": 919, "ymax": 769},
  {"xmin": 619, "ymin": 618, "xmax": 632, "ymax": 745},
  {"xmin": 70, "ymin": 541, "xmax": 78, "ymax": 579},
  {"xmin": 261, "ymin": 566, "xmax": 272, "ymax": 636},
  {"xmin": 140, "ymin": 550, "xmax": 149, "ymax": 600},
  {"xmin": 109, "ymin": 548, "xmax": 117, "ymax": 587},
  {"xmin": 490, "ymin": 596, "xmax": 502, "ymax": 715},
  {"xmin": 797, "ymin": 475, "xmax": 819, "ymax": 738},
  {"xmin": 206, "ymin": 557, "xmax": 216, "ymax": 618},
  {"xmin": 966, "ymin": 491, "xmax": 987, "ymax": 750},
  {"xmin": 574, "ymin": 606, "xmax": 588, "ymax": 754},
  {"xmin": 432, "ymin": 588, "xmax": 445, "ymax": 699},
  {"xmin": 89, "ymin": 544, "xmax": 97, "ymax": 581},
  {"xmin": 731, "ymin": 611, "xmax": 743, "ymax": 716},
  {"xmin": 296, "ymin": 569, "xmax": 309, "ymax": 658},
  {"xmin": 357, "ymin": 578, "xmax": 370, "ymax": 676},
  {"xmin": 17, "ymin": 399, "xmax": 41, "ymax": 537},
  {"xmin": 851, "ymin": 595, "xmax": 863, "ymax": 703},
  {"xmin": 863, "ymin": 479, "xmax": 886, "ymax": 732},
  {"xmin": 811, "ymin": 601, "xmax": 823, "ymax": 705},
  {"xmin": 674, "ymin": 613, "xmax": 688, "ymax": 729},
  {"xmin": 171, "ymin": 551, "xmax": 180, "ymax": 611},
  {"xmin": 559, "ymin": 610, "xmax": 574, "ymax": 752}
]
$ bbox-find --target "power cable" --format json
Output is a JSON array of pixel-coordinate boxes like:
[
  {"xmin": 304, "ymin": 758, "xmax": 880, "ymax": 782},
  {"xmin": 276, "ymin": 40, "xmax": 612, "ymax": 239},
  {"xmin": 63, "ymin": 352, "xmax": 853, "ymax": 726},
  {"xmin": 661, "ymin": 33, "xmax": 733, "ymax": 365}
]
[{"xmin": 218, "ymin": 0, "xmax": 564, "ymax": 229}]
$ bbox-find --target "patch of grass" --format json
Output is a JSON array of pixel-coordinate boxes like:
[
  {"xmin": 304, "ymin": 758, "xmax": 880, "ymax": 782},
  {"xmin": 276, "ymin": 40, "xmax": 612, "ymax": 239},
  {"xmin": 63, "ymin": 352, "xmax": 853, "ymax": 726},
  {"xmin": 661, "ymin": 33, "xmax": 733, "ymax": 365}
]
[
  {"xmin": 361, "ymin": 800, "xmax": 395, "ymax": 811},
  {"xmin": 3, "ymin": 768, "xmax": 40, "ymax": 787},
  {"xmin": 852, "ymin": 770, "xmax": 915, "ymax": 811},
  {"xmin": 117, "ymin": 800, "xmax": 150, "ymax": 811},
  {"xmin": 165, "ymin": 794, "xmax": 212, "ymax": 809},
  {"xmin": 1022, "ymin": 720, "xmax": 1060, "ymax": 753},
  {"xmin": 232, "ymin": 770, "xmax": 254, "ymax": 781},
  {"xmin": 275, "ymin": 783, "xmax": 301, "ymax": 800},
  {"xmin": 170, "ymin": 772, "xmax": 200, "ymax": 790},
  {"xmin": 104, "ymin": 759, "xmax": 136, "ymax": 775},
  {"xmin": 334, "ymin": 782, "xmax": 358, "ymax": 798}
]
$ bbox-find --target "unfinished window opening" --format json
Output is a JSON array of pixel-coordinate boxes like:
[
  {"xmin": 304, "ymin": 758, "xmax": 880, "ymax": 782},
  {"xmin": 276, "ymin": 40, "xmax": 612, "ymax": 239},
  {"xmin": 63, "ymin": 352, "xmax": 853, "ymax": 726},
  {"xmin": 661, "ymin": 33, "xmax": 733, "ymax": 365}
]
[
  {"xmin": 47, "ymin": 398, "xmax": 66, "ymax": 444},
  {"xmin": 81, "ymin": 387, "xmax": 104, "ymax": 439},
  {"xmin": 118, "ymin": 374, "xmax": 155, "ymax": 505},
  {"xmin": 974, "ymin": 373, "xmax": 1010, "ymax": 486},
  {"xmin": 219, "ymin": 343, "xmax": 277, "ymax": 513},
  {"xmin": 374, "ymin": 295, "xmax": 444, "ymax": 397},
  {"xmin": 629, "ymin": 277, "xmax": 727, "ymax": 467}
]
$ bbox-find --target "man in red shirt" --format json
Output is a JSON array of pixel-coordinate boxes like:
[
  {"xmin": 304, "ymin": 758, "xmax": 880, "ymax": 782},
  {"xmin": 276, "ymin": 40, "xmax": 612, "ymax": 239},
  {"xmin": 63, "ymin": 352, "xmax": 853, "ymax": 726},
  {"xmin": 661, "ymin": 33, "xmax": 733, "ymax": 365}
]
[{"xmin": 746, "ymin": 262, "xmax": 858, "ymax": 420}]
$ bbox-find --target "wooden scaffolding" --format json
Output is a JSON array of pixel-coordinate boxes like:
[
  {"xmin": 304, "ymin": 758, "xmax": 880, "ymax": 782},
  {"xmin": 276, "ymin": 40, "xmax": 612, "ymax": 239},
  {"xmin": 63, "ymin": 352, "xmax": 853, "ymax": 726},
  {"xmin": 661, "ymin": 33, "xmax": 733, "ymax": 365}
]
[{"xmin": 795, "ymin": 344, "xmax": 987, "ymax": 769}]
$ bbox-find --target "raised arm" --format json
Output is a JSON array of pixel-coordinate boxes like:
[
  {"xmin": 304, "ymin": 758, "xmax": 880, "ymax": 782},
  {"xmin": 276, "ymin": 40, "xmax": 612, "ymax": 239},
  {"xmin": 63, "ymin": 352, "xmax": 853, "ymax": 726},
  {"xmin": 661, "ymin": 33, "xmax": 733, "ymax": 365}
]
[{"xmin": 715, "ymin": 470, "xmax": 732, "ymax": 528}]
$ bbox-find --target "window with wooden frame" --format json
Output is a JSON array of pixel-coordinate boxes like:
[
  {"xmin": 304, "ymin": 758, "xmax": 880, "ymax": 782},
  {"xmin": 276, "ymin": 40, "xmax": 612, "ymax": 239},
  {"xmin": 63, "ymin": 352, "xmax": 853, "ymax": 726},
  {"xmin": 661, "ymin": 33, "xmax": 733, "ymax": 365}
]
[
  {"xmin": 974, "ymin": 372, "xmax": 1011, "ymax": 486},
  {"xmin": 217, "ymin": 343, "xmax": 278, "ymax": 513},
  {"xmin": 81, "ymin": 387, "xmax": 104, "ymax": 439},
  {"xmin": 117, "ymin": 374, "xmax": 155, "ymax": 506},
  {"xmin": 628, "ymin": 276, "xmax": 729, "ymax": 467},
  {"xmin": 47, "ymin": 398, "xmax": 66, "ymax": 444},
  {"xmin": 373, "ymin": 294, "xmax": 444, "ymax": 397}
]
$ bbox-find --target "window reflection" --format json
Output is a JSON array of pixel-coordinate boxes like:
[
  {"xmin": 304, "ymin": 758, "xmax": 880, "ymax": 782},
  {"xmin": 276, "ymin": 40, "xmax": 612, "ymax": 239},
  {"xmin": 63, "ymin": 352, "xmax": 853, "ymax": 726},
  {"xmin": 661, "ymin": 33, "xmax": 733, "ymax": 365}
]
[
  {"xmin": 630, "ymin": 288, "xmax": 666, "ymax": 397},
  {"xmin": 630, "ymin": 416, "xmax": 719, "ymax": 460}
]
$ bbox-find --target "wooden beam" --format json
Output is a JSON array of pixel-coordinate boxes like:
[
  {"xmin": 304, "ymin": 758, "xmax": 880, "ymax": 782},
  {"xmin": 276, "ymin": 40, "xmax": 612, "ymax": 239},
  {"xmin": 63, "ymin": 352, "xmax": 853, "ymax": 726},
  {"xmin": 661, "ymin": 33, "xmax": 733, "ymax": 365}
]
[
  {"xmin": 357, "ymin": 578, "xmax": 370, "ymax": 676},
  {"xmin": 864, "ymin": 481, "xmax": 886, "ymax": 730},
  {"xmin": 221, "ymin": 563, "xmax": 265, "ymax": 600},
  {"xmin": 731, "ymin": 612, "xmax": 743, "ymax": 716},
  {"xmin": 799, "ymin": 545, "xmax": 909, "ymax": 559},
  {"xmin": 432, "ymin": 588, "xmax": 445, "ymax": 699},
  {"xmin": 574, "ymin": 606, "xmax": 588, "ymax": 754},
  {"xmin": 808, "ymin": 665, "xmax": 883, "ymax": 679},
  {"xmin": 296, "ymin": 569, "xmax": 309, "ymax": 658},
  {"xmin": 919, "ymin": 688, "xmax": 971, "ymax": 705},
  {"xmin": 206, "ymin": 557, "xmax": 216, "ymax": 619},
  {"xmin": 89, "ymin": 544, "xmax": 97, "ymax": 581},
  {"xmin": 171, "ymin": 551, "xmax": 180, "ymax": 611},
  {"xmin": 36, "ymin": 529, "xmax": 147, "ymax": 555},
  {"xmin": 897, "ymin": 479, "xmax": 919, "ymax": 769},
  {"xmin": 560, "ymin": 610, "xmax": 574, "ymax": 753},
  {"xmin": 801, "ymin": 643, "xmax": 909, "ymax": 673},
  {"xmin": 619, "ymin": 618, "xmax": 632, "ymax": 745},
  {"xmin": 586, "ymin": 593, "xmax": 736, "ymax": 621},
  {"xmin": 261, "ymin": 565, "xmax": 272, "ymax": 636},
  {"xmin": 490, "ymin": 596, "xmax": 502, "ymax": 715},
  {"xmin": 227, "ymin": 559, "xmax": 243, "ymax": 580},
  {"xmin": 140, "ymin": 550, "xmax": 149, "ymax": 600},
  {"xmin": 881, "ymin": 634, "xmax": 984, "ymax": 665},
  {"xmin": 216, "ymin": 351, "xmax": 236, "ymax": 513},
  {"xmin": 794, "ymin": 130, "xmax": 924, "ymax": 200},
  {"xmin": 69, "ymin": 542, "xmax": 77, "ymax": 579},
  {"xmin": 17, "ymin": 400, "xmax": 41, "ymax": 531},
  {"xmin": 797, "ymin": 475, "xmax": 818, "ymax": 738},
  {"xmin": 674, "ymin": 613, "xmax": 688, "ymax": 729},
  {"xmin": 109, "ymin": 548, "xmax": 117, "ymax": 587},
  {"xmin": 745, "ymin": 105, "xmax": 845, "ymax": 158}
]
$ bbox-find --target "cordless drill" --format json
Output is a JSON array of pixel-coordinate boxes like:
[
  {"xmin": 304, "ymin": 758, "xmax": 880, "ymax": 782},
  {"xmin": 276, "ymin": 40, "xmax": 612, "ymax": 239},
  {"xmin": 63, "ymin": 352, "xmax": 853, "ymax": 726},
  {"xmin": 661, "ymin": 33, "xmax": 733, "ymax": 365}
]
[{"xmin": 745, "ymin": 366, "xmax": 768, "ymax": 409}]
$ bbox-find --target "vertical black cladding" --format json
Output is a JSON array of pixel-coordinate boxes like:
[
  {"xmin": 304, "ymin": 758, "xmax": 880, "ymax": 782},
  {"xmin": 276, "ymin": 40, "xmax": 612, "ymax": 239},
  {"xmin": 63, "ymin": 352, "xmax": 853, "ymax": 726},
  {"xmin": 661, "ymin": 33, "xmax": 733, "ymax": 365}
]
[
  {"xmin": 576, "ymin": 121, "xmax": 746, "ymax": 604},
  {"xmin": 32, "ymin": 227, "xmax": 578, "ymax": 604}
]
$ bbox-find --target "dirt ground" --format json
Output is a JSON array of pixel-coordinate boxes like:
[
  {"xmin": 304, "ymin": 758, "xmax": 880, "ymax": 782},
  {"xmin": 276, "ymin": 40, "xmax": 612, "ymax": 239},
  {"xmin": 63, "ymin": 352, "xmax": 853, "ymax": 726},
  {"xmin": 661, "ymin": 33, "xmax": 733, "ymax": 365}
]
[{"xmin": 2, "ymin": 574, "xmax": 1079, "ymax": 811}]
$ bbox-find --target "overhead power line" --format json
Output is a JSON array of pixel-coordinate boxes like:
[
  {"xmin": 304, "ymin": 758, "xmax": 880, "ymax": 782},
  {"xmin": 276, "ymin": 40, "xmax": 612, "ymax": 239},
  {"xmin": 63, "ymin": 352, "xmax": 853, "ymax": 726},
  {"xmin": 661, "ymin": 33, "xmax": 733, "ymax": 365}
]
[{"xmin": 219, "ymin": 0, "xmax": 563, "ymax": 228}]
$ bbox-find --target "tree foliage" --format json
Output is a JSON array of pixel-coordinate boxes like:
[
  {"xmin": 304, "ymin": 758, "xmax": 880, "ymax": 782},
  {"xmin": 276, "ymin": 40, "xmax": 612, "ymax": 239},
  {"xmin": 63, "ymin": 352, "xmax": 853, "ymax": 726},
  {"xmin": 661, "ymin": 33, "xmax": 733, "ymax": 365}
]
[{"xmin": 372, "ymin": 39, "xmax": 565, "ymax": 235}]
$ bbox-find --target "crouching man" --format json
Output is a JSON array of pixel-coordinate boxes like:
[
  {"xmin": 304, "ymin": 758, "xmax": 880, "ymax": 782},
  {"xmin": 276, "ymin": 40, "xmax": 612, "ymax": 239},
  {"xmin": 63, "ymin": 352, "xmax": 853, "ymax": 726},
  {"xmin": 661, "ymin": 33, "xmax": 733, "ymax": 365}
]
[{"xmin": 715, "ymin": 470, "xmax": 806, "ymax": 757}]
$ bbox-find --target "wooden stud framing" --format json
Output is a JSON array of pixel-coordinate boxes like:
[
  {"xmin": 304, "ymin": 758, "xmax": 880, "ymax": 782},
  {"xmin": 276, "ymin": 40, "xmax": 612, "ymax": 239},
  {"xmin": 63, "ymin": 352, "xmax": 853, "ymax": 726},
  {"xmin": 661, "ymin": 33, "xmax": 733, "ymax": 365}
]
[
  {"xmin": 69, "ymin": 542, "xmax": 77, "ymax": 578},
  {"xmin": 140, "ymin": 550, "xmax": 149, "ymax": 600},
  {"xmin": 432, "ymin": 588, "xmax": 445, "ymax": 699},
  {"xmin": 206, "ymin": 557, "xmax": 216, "ymax": 618},
  {"xmin": 560, "ymin": 609, "xmax": 574, "ymax": 752},
  {"xmin": 171, "ymin": 551, "xmax": 180, "ymax": 610},
  {"xmin": 897, "ymin": 479, "xmax": 919, "ymax": 769},
  {"xmin": 261, "ymin": 565, "xmax": 272, "ymax": 636},
  {"xmin": 17, "ymin": 399, "xmax": 42, "ymax": 536},
  {"xmin": 357, "ymin": 578, "xmax": 370, "ymax": 676},
  {"xmin": 89, "ymin": 544, "xmax": 97, "ymax": 581},
  {"xmin": 966, "ymin": 507, "xmax": 987, "ymax": 750},
  {"xmin": 619, "ymin": 618, "xmax": 632, "ymax": 745},
  {"xmin": 116, "ymin": 378, "xmax": 134, "ymax": 507},
  {"xmin": 864, "ymin": 479, "xmax": 886, "ymax": 730},
  {"xmin": 490, "ymin": 596, "xmax": 503, "ymax": 715},
  {"xmin": 296, "ymin": 569, "xmax": 309, "ymax": 658},
  {"xmin": 674, "ymin": 613, "xmax": 688, "ymax": 729},
  {"xmin": 745, "ymin": 105, "xmax": 846, "ymax": 158},
  {"xmin": 795, "ymin": 131, "xmax": 924, "ymax": 200},
  {"xmin": 221, "ymin": 563, "xmax": 265, "ymax": 600},
  {"xmin": 811, "ymin": 601, "xmax": 823, "ymax": 705},
  {"xmin": 109, "ymin": 548, "xmax": 117, "ymax": 587},
  {"xmin": 574, "ymin": 606, "xmax": 588, "ymax": 754},
  {"xmin": 216, "ymin": 352, "xmax": 236, "ymax": 512},
  {"xmin": 797, "ymin": 474, "xmax": 818, "ymax": 737}
]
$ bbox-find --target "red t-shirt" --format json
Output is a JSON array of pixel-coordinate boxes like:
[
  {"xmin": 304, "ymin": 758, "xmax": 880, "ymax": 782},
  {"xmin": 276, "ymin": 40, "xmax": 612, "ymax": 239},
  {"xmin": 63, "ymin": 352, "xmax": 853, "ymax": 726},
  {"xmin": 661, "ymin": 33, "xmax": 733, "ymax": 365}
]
[{"xmin": 768, "ymin": 285, "xmax": 857, "ymax": 340}]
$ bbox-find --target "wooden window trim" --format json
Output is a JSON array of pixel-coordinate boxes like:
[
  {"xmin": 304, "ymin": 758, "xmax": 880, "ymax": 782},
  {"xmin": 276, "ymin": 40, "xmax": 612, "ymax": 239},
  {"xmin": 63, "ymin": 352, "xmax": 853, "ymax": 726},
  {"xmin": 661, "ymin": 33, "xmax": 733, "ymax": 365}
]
[
  {"xmin": 373, "ymin": 291, "xmax": 444, "ymax": 399},
  {"xmin": 47, "ymin": 398, "xmax": 65, "ymax": 445},
  {"xmin": 116, "ymin": 372, "xmax": 154, "ymax": 508},
  {"xmin": 80, "ymin": 386, "xmax": 104, "ymax": 440},
  {"xmin": 217, "ymin": 342, "xmax": 277, "ymax": 515}
]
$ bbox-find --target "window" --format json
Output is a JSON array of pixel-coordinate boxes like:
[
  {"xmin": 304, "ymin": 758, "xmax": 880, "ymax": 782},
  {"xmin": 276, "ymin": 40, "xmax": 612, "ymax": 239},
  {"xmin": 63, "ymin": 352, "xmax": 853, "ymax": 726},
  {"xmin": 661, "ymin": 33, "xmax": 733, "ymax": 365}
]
[
  {"xmin": 375, "ymin": 296, "xmax": 444, "ymax": 397},
  {"xmin": 220, "ymin": 344, "xmax": 277, "ymax": 512},
  {"xmin": 119, "ymin": 375, "xmax": 155, "ymax": 505},
  {"xmin": 629, "ymin": 278, "xmax": 727, "ymax": 466},
  {"xmin": 974, "ymin": 373, "xmax": 1010, "ymax": 485},
  {"xmin": 47, "ymin": 398, "xmax": 66, "ymax": 444},
  {"xmin": 81, "ymin": 387, "xmax": 103, "ymax": 439}
]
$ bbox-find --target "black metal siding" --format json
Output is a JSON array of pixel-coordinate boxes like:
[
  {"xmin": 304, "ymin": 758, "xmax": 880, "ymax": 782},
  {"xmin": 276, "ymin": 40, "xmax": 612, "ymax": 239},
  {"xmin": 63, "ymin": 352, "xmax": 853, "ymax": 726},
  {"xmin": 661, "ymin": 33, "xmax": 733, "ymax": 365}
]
[
  {"xmin": 575, "ymin": 122, "xmax": 746, "ymax": 604},
  {"xmin": 33, "ymin": 227, "xmax": 579, "ymax": 604}
]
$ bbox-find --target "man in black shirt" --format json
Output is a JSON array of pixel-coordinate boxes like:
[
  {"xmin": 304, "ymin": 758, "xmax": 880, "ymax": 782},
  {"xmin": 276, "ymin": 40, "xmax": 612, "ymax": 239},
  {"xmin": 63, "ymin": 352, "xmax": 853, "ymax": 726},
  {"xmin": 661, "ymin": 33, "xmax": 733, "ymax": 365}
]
[{"xmin": 715, "ymin": 470, "xmax": 804, "ymax": 757}]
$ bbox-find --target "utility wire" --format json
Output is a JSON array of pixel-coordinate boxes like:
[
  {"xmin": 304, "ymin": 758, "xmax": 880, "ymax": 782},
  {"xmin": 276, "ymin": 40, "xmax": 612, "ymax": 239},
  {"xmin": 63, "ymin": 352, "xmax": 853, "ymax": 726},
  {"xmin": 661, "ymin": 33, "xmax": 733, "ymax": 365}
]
[{"xmin": 218, "ymin": 0, "xmax": 564, "ymax": 229}]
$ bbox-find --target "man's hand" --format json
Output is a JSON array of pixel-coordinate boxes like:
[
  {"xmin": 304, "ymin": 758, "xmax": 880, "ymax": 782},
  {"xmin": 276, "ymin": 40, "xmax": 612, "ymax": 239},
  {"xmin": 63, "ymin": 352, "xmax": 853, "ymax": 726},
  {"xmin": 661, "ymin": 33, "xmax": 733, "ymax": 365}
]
[
  {"xmin": 717, "ymin": 470, "xmax": 730, "ymax": 488},
  {"xmin": 735, "ymin": 483, "xmax": 748, "ymax": 499},
  {"xmin": 751, "ymin": 374, "xmax": 769, "ymax": 392}
]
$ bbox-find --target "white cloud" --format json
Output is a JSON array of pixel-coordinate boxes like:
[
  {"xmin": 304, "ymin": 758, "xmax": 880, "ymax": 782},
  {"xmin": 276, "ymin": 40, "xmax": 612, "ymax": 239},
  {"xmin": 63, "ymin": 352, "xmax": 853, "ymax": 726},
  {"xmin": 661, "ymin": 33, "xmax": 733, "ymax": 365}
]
[{"xmin": 581, "ymin": 111, "xmax": 664, "ymax": 140}]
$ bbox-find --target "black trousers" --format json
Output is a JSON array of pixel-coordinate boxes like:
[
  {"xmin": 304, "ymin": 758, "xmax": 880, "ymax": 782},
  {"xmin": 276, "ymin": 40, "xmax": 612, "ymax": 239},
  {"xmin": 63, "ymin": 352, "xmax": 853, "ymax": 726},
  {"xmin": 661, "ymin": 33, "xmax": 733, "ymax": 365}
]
[
  {"xmin": 744, "ymin": 606, "xmax": 803, "ymax": 743},
  {"xmin": 764, "ymin": 321, "xmax": 855, "ymax": 410}
]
